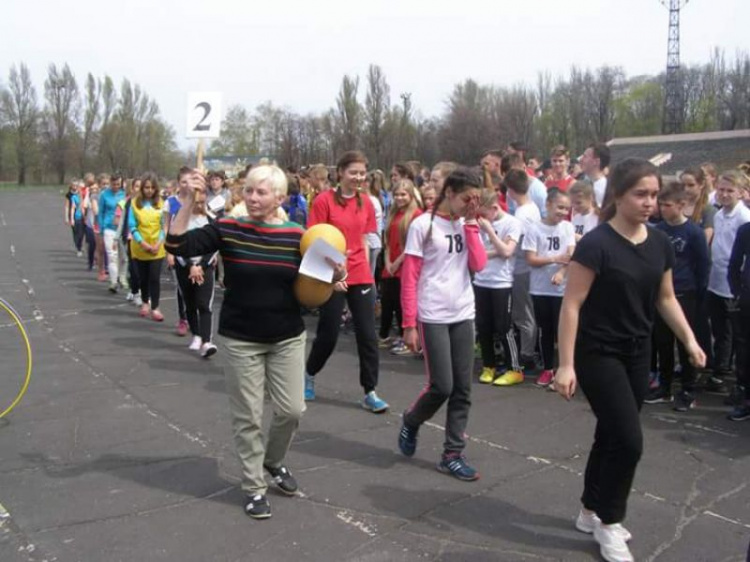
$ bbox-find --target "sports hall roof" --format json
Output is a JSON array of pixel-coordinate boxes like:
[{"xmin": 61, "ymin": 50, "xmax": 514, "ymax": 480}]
[{"xmin": 607, "ymin": 129, "xmax": 750, "ymax": 174}]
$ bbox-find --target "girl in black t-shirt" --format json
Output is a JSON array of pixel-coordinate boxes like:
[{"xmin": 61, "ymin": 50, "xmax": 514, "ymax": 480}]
[{"xmin": 554, "ymin": 158, "xmax": 705, "ymax": 562}]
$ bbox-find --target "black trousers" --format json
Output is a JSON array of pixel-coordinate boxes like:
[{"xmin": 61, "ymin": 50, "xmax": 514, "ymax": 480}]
[
  {"xmin": 655, "ymin": 292, "xmax": 697, "ymax": 392},
  {"xmin": 175, "ymin": 263, "xmax": 215, "ymax": 342},
  {"xmin": 741, "ymin": 303, "xmax": 750, "ymax": 399},
  {"xmin": 379, "ymin": 277, "xmax": 403, "ymax": 339},
  {"xmin": 84, "ymin": 225, "xmax": 96, "ymax": 269},
  {"xmin": 126, "ymin": 245, "xmax": 140, "ymax": 295},
  {"xmin": 306, "ymin": 284, "xmax": 379, "ymax": 393},
  {"xmin": 532, "ymin": 295, "xmax": 562, "ymax": 371},
  {"xmin": 137, "ymin": 258, "xmax": 164, "ymax": 309},
  {"xmin": 171, "ymin": 267, "xmax": 188, "ymax": 322},
  {"xmin": 72, "ymin": 219, "xmax": 85, "ymax": 251},
  {"xmin": 694, "ymin": 296, "xmax": 713, "ymax": 370},
  {"xmin": 474, "ymin": 286, "xmax": 520, "ymax": 371},
  {"xmin": 708, "ymin": 291, "xmax": 742, "ymax": 377},
  {"xmin": 577, "ymin": 338, "xmax": 650, "ymax": 524}
]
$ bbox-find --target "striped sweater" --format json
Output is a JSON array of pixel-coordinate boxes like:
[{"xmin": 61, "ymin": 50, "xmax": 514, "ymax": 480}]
[{"xmin": 166, "ymin": 218, "xmax": 305, "ymax": 343}]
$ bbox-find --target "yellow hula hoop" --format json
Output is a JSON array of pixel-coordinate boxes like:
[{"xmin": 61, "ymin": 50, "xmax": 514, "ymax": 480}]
[{"xmin": 0, "ymin": 297, "xmax": 32, "ymax": 418}]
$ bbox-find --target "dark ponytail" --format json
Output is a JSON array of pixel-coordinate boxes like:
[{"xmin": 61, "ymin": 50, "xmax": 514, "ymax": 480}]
[
  {"xmin": 681, "ymin": 166, "xmax": 708, "ymax": 223},
  {"xmin": 334, "ymin": 150, "xmax": 368, "ymax": 210},
  {"xmin": 599, "ymin": 158, "xmax": 660, "ymax": 223},
  {"xmin": 426, "ymin": 167, "xmax": 481, "ymax": 239}
]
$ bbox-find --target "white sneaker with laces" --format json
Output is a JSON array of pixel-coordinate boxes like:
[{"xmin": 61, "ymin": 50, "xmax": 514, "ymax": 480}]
[
  {"xmin": 188, "ymin": 336, "xmax": 202, "ymax": 351},
  {"xmin": 594, "ymin": 523, "xmax": 634, "ymax": 562},
  {"xmin": 201, "ymin": 342, "xmax": 218, "ymax": 358},
  {"xmin": 576, "ymin": 510, "xmax": 631, "ymax": 541},
  {"xmin": 125, "ymin": 292, "xmax": 135, "ymax": 302},
  {"xmin": 133, "ymin": 294, "xmax": 143, "ymax": 307}
]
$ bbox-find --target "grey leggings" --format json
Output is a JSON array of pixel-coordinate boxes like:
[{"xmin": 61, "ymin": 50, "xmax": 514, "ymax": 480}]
[{"xmin": 404, "ymin": 319, "xmax": 475, "ymax": 454}]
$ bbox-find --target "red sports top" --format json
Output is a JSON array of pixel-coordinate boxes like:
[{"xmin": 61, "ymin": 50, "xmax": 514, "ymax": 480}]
[
  {"xmin": 383, "ymin": 208, "xmax": 423, "ymax": 279},
  {"xmin": 309, "ymin": 189, "xmax": 377, "ymax": 285},
  {"xmin": 545, "ymin": 175, "xmax": 575, "ymax": 192}
]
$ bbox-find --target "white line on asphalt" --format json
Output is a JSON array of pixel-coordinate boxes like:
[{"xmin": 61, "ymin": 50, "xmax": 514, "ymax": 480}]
[
  {"xmin": 0, "ymin": 212, "xmax": 6, "ymax": 226},
  {"xmin": 21, "ymin": 278, "xmax": 34, "ymax": 296},
  {"xmin": 703, "ymin": 511, "xmax": 750, "ymax": 529},
  {"xmin": 9, "ymin": 244, "xmax": 14, "ymax": 257},
  {"xmin": 336, "ymin": 510, "xmax": 378, "ymax": 537},
  {"xmin": 650, "ymin": 414, "xmax": 738, "ymax": 438},
  {"xmin": 683, "ymin": 422, "xmax": 737, "ymax": 438}
]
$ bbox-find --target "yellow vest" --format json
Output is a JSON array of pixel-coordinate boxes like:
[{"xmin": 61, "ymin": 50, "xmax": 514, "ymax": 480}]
[{"xmin": 129, "ymin": 202, "xmax": 166, "ymax": 261}]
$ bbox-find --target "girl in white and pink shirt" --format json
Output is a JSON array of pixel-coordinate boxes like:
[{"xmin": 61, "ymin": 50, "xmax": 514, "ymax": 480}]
[{"xmin": 397, "ymin": 168, "xmax": 487, "ymax": 482}]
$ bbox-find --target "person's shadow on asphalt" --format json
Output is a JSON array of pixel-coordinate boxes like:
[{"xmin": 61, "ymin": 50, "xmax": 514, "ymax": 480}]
[{"xmin": 362, "ymin": 483, "xmax": 600, "ymax": 560}]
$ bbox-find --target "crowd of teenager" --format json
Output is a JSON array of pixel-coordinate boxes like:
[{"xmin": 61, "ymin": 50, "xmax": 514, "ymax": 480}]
[{"xmin": 61, "ymin": 144, "xmax": 750, "ymax": 562}]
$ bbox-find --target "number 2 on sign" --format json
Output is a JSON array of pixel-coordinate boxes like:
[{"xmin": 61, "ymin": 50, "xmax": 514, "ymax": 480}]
[
  {"xmin": 445, "ymin": 234, "xmax": 464, "ymax": 253},
  {"xmin": 193, "ymin": 102, "xmax": 211, "ymax": 132}
]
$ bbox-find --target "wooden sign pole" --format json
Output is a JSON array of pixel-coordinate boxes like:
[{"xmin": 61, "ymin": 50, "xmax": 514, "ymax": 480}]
[{"xmin": 196, "ymin": 139, "xmax": 205, "ymax": 172}]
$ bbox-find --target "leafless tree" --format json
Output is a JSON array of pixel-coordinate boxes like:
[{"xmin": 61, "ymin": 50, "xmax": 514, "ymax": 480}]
[
  {"xmin": 363, "ymin": 64, "xmax": 390, "ymax": 169},
  {"xmin": 2, "ymin": 63, "xmax": 40, "ymax": 184},
  {"xmin": 43, "ymin": 63, "xmax": 79, "ymax": 183}
]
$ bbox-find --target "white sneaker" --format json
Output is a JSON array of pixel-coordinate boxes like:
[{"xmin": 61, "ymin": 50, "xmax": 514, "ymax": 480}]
[
  {"xmin": 576, "ymin": 510, "xmax": 631, "ymax": 541},
  {"xmin": 594, "ymin": 523, "xmax": 634, "ymax": 562},
  {"xmin": 125, "ymin": 292, "xmax": 135, "ymax": 302},
  {"xmin": 188, "ymin": 336, "xmax": 202, "ymax": 351},
  {"xmin": 133, "ymin": 294, "xmax": 143, "ymax": 307},
  {"xmin": 76, "ymin": 251, "xmax": 83, "ymax": 258},
  {"xmin": 201, "ymin": 342, "xmax": 218, "ymax": 358}
]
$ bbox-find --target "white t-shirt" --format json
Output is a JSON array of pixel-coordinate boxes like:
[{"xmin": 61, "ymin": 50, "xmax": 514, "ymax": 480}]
[
  {"xmin": 366, "ymin": 195, "xmax": 383, "ymax": 250},
  {"xmin": 404, "ymin": 213, "xmax": 475, "ymax": 323},
  {"xmin": 572, "ymin": 211, "xmax": 599, "ymax": 238},
  {"xmin": 709, "ymin": 203, "xmax": 750, "ymax": 298},
  {"xmin": 474, "ymin": 215, "xmax": 522, "ymax": 289},
  {"xmin": 593, "ymin": 176, "xmax": 608, "ymax": 208},
  {"xmin": 513, "ymin": 203, "xmax": 542, "ymax": 276},
  {"xmin": 522, "ymin": 220, "xmax": 576, "ymax": 296}
]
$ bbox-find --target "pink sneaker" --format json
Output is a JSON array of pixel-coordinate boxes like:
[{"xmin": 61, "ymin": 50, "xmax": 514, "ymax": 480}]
[
  {"xmin": 176, "ymin": 319, "xmax": 188, "ymax": 336},
  {"xmin": 536, "ymin": 370, "xmax": 555, "ymax": 387}
]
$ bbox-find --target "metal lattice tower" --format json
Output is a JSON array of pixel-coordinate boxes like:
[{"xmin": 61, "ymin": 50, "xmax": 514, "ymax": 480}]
[{"xmin": 661, "ymin": 0, "xmax": 689, "ymax": 134}]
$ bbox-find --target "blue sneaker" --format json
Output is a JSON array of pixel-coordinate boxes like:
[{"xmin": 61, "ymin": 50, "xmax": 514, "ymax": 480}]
[
  {"xmin": 398, "ymin": 419, "xmax": 419, "ymax": 457},
  {"xmin": 362, "ymin": 391, "xmax": 388, "ymax": 413},
  {"xmin": 648, "ymin": 371, "xmax": 661, "ymax": 390},
  {"xmin": 437, "ymin": 453, "xmax": 480, "ymax": 481},
  {"xmin": 304, "ymin": 373, "xmax": 315, "ymax": 401},
  {"xmin": 728, "ymin": 403, "xmax": 750, "ymax": 422}
]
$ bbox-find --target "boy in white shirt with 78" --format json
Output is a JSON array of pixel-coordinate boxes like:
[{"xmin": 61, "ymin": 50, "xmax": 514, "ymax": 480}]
[{"xmin": 497, "ymin": 169, "xmax": 541, "ymax": 385}]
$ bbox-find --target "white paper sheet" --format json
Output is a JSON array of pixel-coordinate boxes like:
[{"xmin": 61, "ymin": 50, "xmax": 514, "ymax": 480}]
[
  {"xmin": 207, "ymin": 195, "xmax": 226, "ymax": 212},
  {"xmin": 298, "ymin": 238, "xmax": 346, "ymax": 283}
]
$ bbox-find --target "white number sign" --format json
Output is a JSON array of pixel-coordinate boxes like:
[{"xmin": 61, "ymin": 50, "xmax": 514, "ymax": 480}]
[{"xmin": 186, "ymin": 92, "xmax": 223, "ymax": 139}]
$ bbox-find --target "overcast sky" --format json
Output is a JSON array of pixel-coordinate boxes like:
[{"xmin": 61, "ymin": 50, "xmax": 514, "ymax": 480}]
[{"xmin": 3, "ymin": 0, "xmax": 748, "ymax": 148}]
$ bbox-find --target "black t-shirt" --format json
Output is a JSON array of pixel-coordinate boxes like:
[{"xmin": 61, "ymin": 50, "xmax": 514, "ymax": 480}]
[{"xmin": 573, "ymin": 223, "xmax": 675, "ymax": 345}]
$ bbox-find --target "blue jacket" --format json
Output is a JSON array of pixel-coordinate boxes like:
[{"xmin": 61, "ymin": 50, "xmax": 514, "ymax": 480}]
[
  {"xmin": 656, "ymin": 219, "xmax": 709, "ymax": 297},
  {"xmin": 98, "ymin": 187, "xmax": 125, "ymax": 232},
  {"xmin": 728, "ymin": 222, "xmax": 750, "ymax": 303},
  {"xmin": 70, "ymin": 193, "xmax": 83, "ymax": 220}
]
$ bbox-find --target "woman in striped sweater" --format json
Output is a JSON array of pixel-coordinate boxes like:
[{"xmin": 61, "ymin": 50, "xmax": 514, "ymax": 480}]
[{"xmin": 167, "ymin": 166, "xmax": 345, "ymax": 521}]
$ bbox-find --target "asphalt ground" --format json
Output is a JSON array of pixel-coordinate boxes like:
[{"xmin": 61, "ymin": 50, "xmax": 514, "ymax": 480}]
[{"xmin": 0, "ymin": 188, "xmax": 748, "ymax": 562}]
